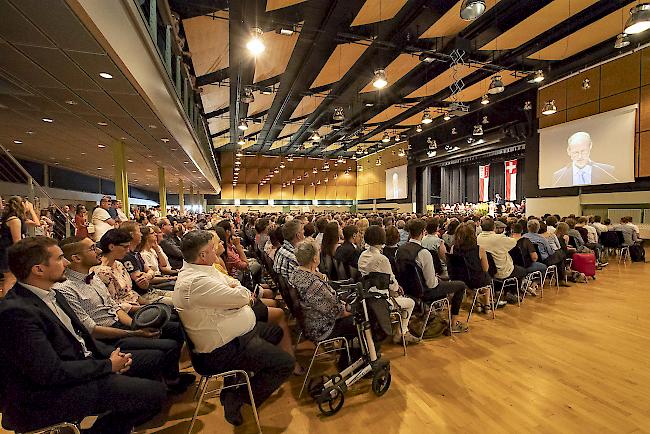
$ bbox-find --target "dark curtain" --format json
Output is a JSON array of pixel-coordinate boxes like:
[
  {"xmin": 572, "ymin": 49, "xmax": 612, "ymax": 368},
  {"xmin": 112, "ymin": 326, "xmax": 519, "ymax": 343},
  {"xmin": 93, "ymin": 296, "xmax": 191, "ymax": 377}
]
[
  {"xmin": 465, "ymin": 164, "xmax": 479, "ymax": 203},
  {"xmin": 441, "ymin": 166, "xmax": 464, "ymax": 204},
  {"xmin": 488, "ymin": 162, "xmax": 505, "ymax": 200},
  {"xmin": 516, "ymin": 158, "xmax": 526, "ymax": 200}
]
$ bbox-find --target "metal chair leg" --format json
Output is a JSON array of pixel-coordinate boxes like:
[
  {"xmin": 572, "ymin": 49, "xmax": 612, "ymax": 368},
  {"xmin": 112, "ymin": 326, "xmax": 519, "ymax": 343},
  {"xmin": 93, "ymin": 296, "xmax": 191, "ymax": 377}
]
[
  {"xmin": 240, "ymin": 370, "xmax": 262, "ymax": 434},
  {"xmin": 188, "ymin": 375, "xmax": 211, "ymax": 434},
  {"xmin": 299, "ymin": 337, "xmax": 350, "ymax": 398}
]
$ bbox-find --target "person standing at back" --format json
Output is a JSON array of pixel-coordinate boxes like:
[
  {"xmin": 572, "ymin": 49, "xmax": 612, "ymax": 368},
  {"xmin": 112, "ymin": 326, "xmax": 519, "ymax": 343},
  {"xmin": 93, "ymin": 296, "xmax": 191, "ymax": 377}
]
[{"xmin": 91, "ymin": 196, "xmax": 117, "ymax": 242}]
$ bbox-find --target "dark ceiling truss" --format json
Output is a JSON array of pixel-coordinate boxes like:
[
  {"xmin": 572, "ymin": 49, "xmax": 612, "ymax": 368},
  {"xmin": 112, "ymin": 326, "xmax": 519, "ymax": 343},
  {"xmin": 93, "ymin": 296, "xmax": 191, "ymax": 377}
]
[
  {"xmin": 324, "ymin": 0, "xmax": 636, "ymax": 158},
  {"xmin": 250, "ymin": 0, "xmax": 368, "ymax": 152},
  {"xmin": 204, "ymin": 73, "xmax": 283, "ymax": 120}
]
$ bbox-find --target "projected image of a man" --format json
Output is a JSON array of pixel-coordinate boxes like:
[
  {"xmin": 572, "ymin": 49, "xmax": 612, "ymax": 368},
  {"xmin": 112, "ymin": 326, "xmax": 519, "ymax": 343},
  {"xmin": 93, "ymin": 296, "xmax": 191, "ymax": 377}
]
[{"xmin": 552, "ymin": 131, "xmax": 618, "ymax": 187}]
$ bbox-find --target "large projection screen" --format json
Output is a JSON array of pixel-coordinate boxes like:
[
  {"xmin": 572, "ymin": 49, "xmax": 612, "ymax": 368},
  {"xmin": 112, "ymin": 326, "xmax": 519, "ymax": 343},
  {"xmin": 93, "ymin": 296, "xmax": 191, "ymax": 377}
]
[
  {"xmin": 538, "ymin": 105, "xmax": 636, "ymax": 189},
  {"xmin": 386, "ymin": 165, "xmax": 408, "ymax": 200}
]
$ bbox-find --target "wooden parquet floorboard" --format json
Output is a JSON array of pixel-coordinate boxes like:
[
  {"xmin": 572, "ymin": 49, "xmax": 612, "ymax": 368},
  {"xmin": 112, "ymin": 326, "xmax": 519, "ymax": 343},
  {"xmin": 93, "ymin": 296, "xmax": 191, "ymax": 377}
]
[{"xmin": 3, "ymin": 259, "xmax": 650, "ymax": 433}]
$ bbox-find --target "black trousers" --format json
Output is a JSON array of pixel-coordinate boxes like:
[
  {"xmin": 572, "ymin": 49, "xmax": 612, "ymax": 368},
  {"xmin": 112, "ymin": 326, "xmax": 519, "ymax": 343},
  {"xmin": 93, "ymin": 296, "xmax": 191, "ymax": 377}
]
[
  {"xmin": 423, "ymin": 279, "xmax": 466, "ymax": 315},
  {"xmin": 106, "ymin": 323, "xmax": 181, "ymax": 380},
  {"xmin": 6, "ymin": 374, "xmax": 165, "ymax": 434},
  {"xmin": 544, "ymin": 251, "xmax": 567, "ymax": 281},
  {"xmin": 193, "ymin": 323, "xmax": 294, "ymax": 406}
]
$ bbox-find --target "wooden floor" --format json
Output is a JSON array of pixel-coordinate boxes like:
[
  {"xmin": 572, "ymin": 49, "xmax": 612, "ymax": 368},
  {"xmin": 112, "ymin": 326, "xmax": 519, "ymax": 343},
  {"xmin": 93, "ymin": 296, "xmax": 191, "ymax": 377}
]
[{"xmin": 4, "ymin": 258, "xmax": 650, "ymax": 433}]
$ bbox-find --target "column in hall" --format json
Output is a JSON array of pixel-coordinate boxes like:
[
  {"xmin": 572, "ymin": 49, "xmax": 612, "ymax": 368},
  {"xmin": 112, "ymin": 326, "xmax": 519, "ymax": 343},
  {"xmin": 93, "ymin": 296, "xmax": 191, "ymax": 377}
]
[
  {"xmin": 112, "ymin": 141, "xmax": 129, "ymax": 212},
  {"xmin": 189, "ymin": 184, "xmax": 194, "ymax": 212},
  {"xmin": 158, "ymin": 167, "xmax": 167, "ymax": 214},
  {"xmin": 179, "ymin": 178, "xmax": 185, "ymax": 215}
]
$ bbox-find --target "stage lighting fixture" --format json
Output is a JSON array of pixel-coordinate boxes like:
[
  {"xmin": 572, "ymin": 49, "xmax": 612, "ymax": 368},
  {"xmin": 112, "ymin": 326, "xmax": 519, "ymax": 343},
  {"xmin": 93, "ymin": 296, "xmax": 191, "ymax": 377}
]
[
  {"xmin": 451, "ymin": 128, "xmax": 457, "ymax": 135},
  {"xmin": 523, "ymin": 101, "xmax": 532, "ymax": 111},
  {"xmin": 311, "ymin": 131, "xmax": 321, "ymax": 141},
  {"xmin": 541, "ymin": 100, "xmax": 557, "ymax": 115},
  {"xmin": 488, "ymin": 75, "xmax": 505, "ymax": 94},
  {"xmin": 372, "ymin": 69, "xmax": 388, "ymax": 89},
  {"xmin": 375, "ymin": 158, "xmax": 382, "ymax": 166},
  {"xmin": 416, "ymin": 124, "xmax": 423, "ymax": 133},
  {"xmin": 482, "ymin": 116, "xmax": 489, "ymax": 124},
  {"xmin": 237, "ymin": 120, "xmax": 249, "ymax": 131},
  {"xmin": 236, "ymin": 150, "xmax": 243, "ymax": 157},
  {"xmin": 333, "ymin": 107, "xmax": 345, "ymax": 121},
  {"xmin": 382, "ymin": 132, "xmax": 390, "ymax": 143},
  {"xmin": 443, "ymin": 113, "xmax": 451, "ymax": 121},
  {"xmin": 527, "ymin": 70, "xmax": 545, "ymax": 84},
  {"xmin": 615, "ymin": 33, "xmax": 631, "ymax": 49},
  {"xmin": 421, "ymin": 109, "xmax": 433, "ymax": 124},
  {"xmin": 473, "ymin": 125, "xmax": 483, "ymax": 136},
  {"xmin": 481, "ymin": 94, "xmax": 489, "ymax": 105},
  {"xmin": 241, "ymin": 87, "xmax": 255, "ymax": 103},
  {"xmin": 237, "ymin": 137, "xmax": 245, "ymax": 145},
  {"xmin": 287, "ymin": 155, "xmax": 294, "ymax": 161},
  {"xmin": 582, "ymin": 79, "xmax": 591, "ymax": 90},
  {"xmin": 246, "ymin": 27, "xmax": 265, "ymax": 55},
  {"xmin": 427, "ymin": 150, "xmax": 437, "ymax": 158},
  {"xmin": 460, "ymin": 0, "xmax": 486, "ymax": 21},
  {"xmin": 625, "ymin": 4, "xmax": 650, "ymax": 34}
]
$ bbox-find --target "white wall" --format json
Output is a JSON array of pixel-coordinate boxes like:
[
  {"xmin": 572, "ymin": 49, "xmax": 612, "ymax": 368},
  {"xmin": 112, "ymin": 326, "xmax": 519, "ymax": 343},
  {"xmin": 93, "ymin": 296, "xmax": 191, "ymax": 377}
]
[
  {"xmin": 526, "ymin": 196, "xmax": 581, "ymax": 217},
  {"xmin": 527, "ymin": 191, "xmax": 650, "ymax": 218}
]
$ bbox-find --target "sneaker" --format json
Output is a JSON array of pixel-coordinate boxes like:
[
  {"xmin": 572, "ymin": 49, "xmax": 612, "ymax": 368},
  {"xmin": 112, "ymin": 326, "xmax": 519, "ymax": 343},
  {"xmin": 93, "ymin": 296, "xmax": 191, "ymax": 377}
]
[
  {"xmin": 394, "ymin": 331, "xmax": 421, "ymax": 345},
  {"xmin": 496, "ymin": 300, "xmax": 508, "ymax": 308},
  {"xmin": 450, "ymin": 321, "xmax": 469, "ymax": 333},
  {"xmin": 526, "ymin": 283, "xmax": 538, "ymax": 297}
]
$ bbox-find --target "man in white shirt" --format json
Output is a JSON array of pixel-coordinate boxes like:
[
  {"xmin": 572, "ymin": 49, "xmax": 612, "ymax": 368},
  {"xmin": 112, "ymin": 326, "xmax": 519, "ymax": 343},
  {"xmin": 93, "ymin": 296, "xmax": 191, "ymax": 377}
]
[
  {"xmin": 477, "ymin": 217, "xmax": 527, "ymax": 303},
  {"xmin": 591, "ymin": 215, "xmax": 608, "ymax": 235},
  {"xmin": 173, "ymin": 231, "xmax": 293, "ymax": 426},
  {"xmin": 91, "ymin": 196, "xmax": 116, "ymax": 242}
]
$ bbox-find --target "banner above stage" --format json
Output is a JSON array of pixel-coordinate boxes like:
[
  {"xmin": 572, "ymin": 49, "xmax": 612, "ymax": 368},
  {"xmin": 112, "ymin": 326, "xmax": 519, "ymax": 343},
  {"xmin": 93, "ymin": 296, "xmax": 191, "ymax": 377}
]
[
  {"xmin": 505, "ymin": 159, "xmax": 517, "ymax": 201},
  {"xmin": 479, "ymin": 164, "xmax": 490, "ymax": 202}
]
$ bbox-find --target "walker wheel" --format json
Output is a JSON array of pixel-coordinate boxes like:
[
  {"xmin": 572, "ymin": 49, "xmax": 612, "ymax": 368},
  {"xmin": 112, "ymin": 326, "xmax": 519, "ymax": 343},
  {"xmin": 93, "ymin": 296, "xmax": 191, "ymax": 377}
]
[
  {"xmin": 307, "ymin": 375, "xmax": 330, "ymax": 400},
  {"xmin": 371, "ymin": 365, "xmax": 391, "ymax": 396},
  {"xmin": 317, "ymin": 385, "xmax": 345, "ymax": 416}
]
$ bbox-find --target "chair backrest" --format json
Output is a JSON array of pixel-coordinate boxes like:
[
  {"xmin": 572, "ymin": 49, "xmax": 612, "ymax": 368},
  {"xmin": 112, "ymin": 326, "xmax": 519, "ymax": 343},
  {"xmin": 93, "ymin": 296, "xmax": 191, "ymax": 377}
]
[
  {"xmin": 600, "ymin": 230, "xmax": 620, "ymax": 248},
  {"xmin": 616, "ymin": 230, "xmax": 626, "ymax": 245},
  {"xmin": 383, "ymin": 246, "xmax": 398, "ymax": 275},
  {"xmin": 485, "ymin": 252, "xmax": 498, "ymax": 278},
  {"xmin": 446, "ymin": 252, "xmax": 471, "ymax": 284},
  {"xmin": 333, "ymin": 258, "xmax": 349, "ymax": 280},
  {"xmin": 278, "ymin": 274, "xmax": 299, "ymax": 319},
  {"xmin": 361, "ymin": 271, "xmax": 391, "ymax": 292},
  {"xmin": 568, "ymin": 235, "xmax": 578, "ymax": 248},
  {"xmin": 576, "ymin": 227, "xmax": 589, "ymax": 243},
  {"xmin": 319, "ymin": 253, "xmax": 339, "ymax": 280},
  {"xmin": 396, "ymin": 260, "xmax": 426, "ymax": 299},
  {"xmin": 509, "ymin": 245, "xmax": 527, "ymax": 268}
]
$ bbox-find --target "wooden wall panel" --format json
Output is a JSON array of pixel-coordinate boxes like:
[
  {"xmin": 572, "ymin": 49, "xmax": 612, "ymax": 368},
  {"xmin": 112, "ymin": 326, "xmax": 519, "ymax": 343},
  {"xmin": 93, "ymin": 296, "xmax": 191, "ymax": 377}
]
[
  {"xmin": 600, "ymin": 89, "xmax": 640, "ymax": 115},
  {"xmin": 600, "ymin": 51, "xmax": 641, "ymax": 98},
  {"xmin": 567, "ymin": 101, "xmax": 599, "ymax": 122},
  {"xmin": 270, "ymin": 184, "xmax": 282, "ymax": 200},
  {"xmin": 246, "ymin": 184, "xmax": 258, "ymax": 199},
  {"xmin": 220, "ymin": 184, "xmax": 233, "ymax": 199},
  {"xmin": 642, "ymin": 48, "xmax": 650, "ymax": 86},
  {"xmin": 258, "ymin": 184, "xmax": 271, "ymax": 198},
  {"xmin": 566, "ymin": 69, "xmax": 600, "ymax": 108},
  {"xmin": 640, "ymin": 85, "xmax": 650, "ymax": 132},
  {"xmin": 233, "ymin": 185, "xmax": 246, "ymax": 199},
  {"xmin": 538, "ymin": 81, "xmax": 567, "ymax": 113},
  {"xmin": 538, "ymin": 110, "xmax": 566, "ymax": 128},
  {"xmin": 293, "ymin": 184, "xmax": 304, "ymax": 199}
]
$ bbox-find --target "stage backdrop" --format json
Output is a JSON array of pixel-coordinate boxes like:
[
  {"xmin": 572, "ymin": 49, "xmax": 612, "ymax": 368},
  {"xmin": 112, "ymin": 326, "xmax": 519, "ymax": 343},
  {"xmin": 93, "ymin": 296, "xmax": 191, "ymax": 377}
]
[{"xmin": 439, "ymin": 158, "xmax": 525, "ymax": 204}]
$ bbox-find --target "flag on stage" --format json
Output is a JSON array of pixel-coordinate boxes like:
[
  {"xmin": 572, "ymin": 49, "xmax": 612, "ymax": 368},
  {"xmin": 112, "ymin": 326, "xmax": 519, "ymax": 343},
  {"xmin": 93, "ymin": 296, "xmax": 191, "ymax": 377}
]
[
  {"xmin": 479, "ymin": 164, "xmax": 490, "ymax": 202},
  {"xmin": 505, "ymin": 159, "xmax": 517, "ymax": 201}
]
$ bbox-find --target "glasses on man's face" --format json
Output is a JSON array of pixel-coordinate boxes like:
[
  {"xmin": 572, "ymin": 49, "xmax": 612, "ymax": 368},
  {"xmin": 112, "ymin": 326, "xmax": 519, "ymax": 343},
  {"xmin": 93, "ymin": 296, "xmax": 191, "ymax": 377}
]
[{"xmin": 118, "ymin": 243, "xmax": 130, "ymax": 248}]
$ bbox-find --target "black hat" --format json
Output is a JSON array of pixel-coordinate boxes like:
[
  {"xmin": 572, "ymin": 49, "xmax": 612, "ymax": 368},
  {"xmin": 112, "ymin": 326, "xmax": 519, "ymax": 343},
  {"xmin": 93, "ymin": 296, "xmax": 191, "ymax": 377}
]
[{"xmin": 131, "ymin": 303, "xmax": 172, "ymax": 330}]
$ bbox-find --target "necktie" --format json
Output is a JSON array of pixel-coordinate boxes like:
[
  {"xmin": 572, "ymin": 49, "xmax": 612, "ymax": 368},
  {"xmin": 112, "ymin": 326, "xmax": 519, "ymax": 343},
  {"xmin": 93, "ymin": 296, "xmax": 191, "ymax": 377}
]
[{"xmin": 580, "ymin": 170, "xmax": 587, "ymax": 184}]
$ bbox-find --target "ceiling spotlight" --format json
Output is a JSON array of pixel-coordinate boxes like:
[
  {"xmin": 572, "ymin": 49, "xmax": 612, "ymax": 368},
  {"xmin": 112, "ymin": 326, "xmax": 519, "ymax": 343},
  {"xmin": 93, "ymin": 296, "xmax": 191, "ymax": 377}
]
[
  {"xmin": 324, "ymin": 177, "xmax": 329, "ymax": 183},
  {"xmin": 527, "ymin": 70, "xmax": 545, "ymax": 84},
  {"xmin": 246, "ymin": 27, "xmax": 265, "ymax": 55},
  {"xmin": 334, "ymin": 173, "xmax": 338, "ymax": 179},
  {"xmin": 427, "ymin": 137, "xmax": 437, "ymax": 149},
  {"xmin": 13, "ymin": 140, "xmax": 22, "ymax": 144},
  {"xmin": 382, "ymin": 132, "xmax": 390, "ymax": 143},
  {"xmin": 473, "ymin": 124, "xmax": 484, "ymax": 136},
  {"xmin": 419, "ymin": 53, "xmax": 436, "ymax": 63},
  {"xmin": 333, "ymin": 107, "xmax": 345, "ymax": 121},
  {"xmin": 99, "ymin": 72, "xmax": 113, "ymax": 79},
  {"xmin": 241, "ymin": 87, "xmax": 255, "ymax": 104},
  {"xmin": 416, "ymin": 124, "xmax": 423, "ymax": 133},
  {"xmin": 237, "ymin": 137, "xmax": 246, "ymax": 145},
  {"xmin": 397, "ymin": 148, "xmax": 406, "ymax": 157},
  {"xmin": 365, "ymin": 102, "xmax": 374, "ymax": 107},
  {"xmin": 127, "ymin": 159, "xmax": 134, "ymax": 163},
  {"xmin": 97, "ymin": 144, "xmax": 106, "ymax": 148},
  {"xmin": 375, "ymin": 158, "xmax": 382, "ymax": 166},
  {"xmin": 482, "ymin": 116, "xmax": 489, "ymax": 125},
  {"xmin": 542, "ymin": 100, "xmax": 557, "ymax": 115},
  {"xmin": 357, "ymin": 164, "xmax": 364, "ymax": 171},
  {"xmin": 161, "ymin": 138, "xmax": 170, "ymax": 143},
  {"xmin": 625, "ymin": 4, "xmax": 650, "ymax": 34},
  {"xmin": 278, "ymin": 26, "xmax": 295, "ymax": 36},
  {"xmin": 481, "ymin": 94, "xmax": 490, "ymax": 105},
  {"xmin": 65, "ymin": 100, "xmax": 77, "ymax": 105},
  {"xmin": 279, "ymin": 161, "xmax": 286, "ymax": 168},
  {"xmin": 311, "ymin": 131, "xmax": 321, "ymax": 142},
  {"xmin": 443, "ymin": 112, "xmax": 451, "ymax": 121},
  {"xmin": 235, "ymin": 160, "xmax": 241, "ymax": 165},
  {"xmin": 615, "ymin": 33, "xmax": 631, "ymax": 49},
  {"xmin": 467, "ymin": 137, "xmax": 474, "ymax": 144},
  {"xmin": 274, "ymin": 167, "xmax": 279, "ymax": 174},
  {"xmin": 582, "ymin": 78, "xmax": 591, "ymax": 90},
  {"xmin": 488, "ymin": 75, "xmax": 505, "ymax": 94},
  {"xmin": 427, "ymin": 150, "xmax": 437, "ymax": 158},
  {"xmin": 316, "ymin": 180, "xmax": 321, "ymax": 185},
  {"xmin": 460, "ymin": 0, "xmax": 486, "ymax": 21},
  {"xmin": 372, "ymin": 69, "xmax": 388, "ymax": 89},
  {"xmin": 238, "ymin": 120, "xmax": 249, "ymax": 131},
  {"xmin": 311, "ymin": 167, "xmax": 317, "ymax": 174},
  {"xmin": 287, "ymin": 154, "xmax": 294, "ymax": 161},
  {"xmin": 260, "ymin": 86, "xmax": 273, "ymax": 95},
  {"xmin": 42, "ymin": 118, "xmax": 54, "ymax": 123},
  {"xmin": 337, "ymin": 156, "xmax": 344, "ymax": 164},
  {"xmin": 394, "ymin": 134, "xmax": 400, "ymax": 142},
  {"xmin": 236, "ymin": 150, "xmax": 243, "ymax": 157},
  {"xmin": 421, "ymin": 109, "xmax": 433, "ymax": 124},
  {"xmin": 451, "ymin": 128, "xmax": 457, "ymax": 135},
  {"xmin": 524, "ymin": 101, "xmax": 532, "ymax": 111}
]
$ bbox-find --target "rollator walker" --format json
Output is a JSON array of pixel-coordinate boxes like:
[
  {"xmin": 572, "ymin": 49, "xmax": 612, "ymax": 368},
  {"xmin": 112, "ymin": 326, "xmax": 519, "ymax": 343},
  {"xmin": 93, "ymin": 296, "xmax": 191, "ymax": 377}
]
[{"xmin": 307, "ymin": 278, "xmax": 392, "ymax": 416}]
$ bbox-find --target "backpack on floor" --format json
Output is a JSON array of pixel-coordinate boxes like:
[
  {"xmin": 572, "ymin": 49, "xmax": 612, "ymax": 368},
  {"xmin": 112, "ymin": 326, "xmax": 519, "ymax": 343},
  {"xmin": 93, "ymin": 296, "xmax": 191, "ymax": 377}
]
[
  {"xmin": 629, "ymin": 244, "xmax": 646, "ymax": 262},
  {"xmin": 572, "ymin": 253, "xmax": 596, "ymax": 278}
]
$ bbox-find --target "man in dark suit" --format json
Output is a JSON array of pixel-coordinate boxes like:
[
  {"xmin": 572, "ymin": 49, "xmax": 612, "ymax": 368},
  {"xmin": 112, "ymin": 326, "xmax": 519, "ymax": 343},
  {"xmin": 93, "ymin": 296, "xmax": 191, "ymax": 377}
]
[
  {"xmin": 552, "ymin": 131, "xmax": 618, "ymax": 187},
  {"xmin": 334, "ymin": 225, "xmax": 362, "ymax": 270},
  {"xmin": 0, "ymin": 237, "xmax": 166, "ymax": 434}
]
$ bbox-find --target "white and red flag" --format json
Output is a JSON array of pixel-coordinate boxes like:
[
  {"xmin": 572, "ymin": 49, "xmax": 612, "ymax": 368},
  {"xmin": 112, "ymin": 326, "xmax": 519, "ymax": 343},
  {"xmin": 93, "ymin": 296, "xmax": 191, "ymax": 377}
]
[
  {"xmin": 505, "ymin": 159, "xmax": 517, "ymax": 201},
  {"xmin": 479, "ymin": 164, "xmax": 490, "ymax": 202}
]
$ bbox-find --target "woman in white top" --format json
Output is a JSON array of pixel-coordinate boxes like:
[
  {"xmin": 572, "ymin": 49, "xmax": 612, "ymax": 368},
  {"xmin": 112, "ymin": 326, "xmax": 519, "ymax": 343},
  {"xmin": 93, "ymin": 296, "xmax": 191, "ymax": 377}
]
[
  {"xmin": 357, "ymin": 225, "xmax": 420, "ymax": 345},
  {"xmin": 138, "ymin": 226, "xmax": 178, "ymax": 287}
]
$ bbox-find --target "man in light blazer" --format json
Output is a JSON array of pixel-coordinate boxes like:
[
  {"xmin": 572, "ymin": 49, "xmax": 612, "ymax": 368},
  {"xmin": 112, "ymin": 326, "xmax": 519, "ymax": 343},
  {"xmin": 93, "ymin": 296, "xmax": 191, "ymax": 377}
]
[{"xmin": 552, "ymin": 131, "xmax": 618, "ymax": 187}]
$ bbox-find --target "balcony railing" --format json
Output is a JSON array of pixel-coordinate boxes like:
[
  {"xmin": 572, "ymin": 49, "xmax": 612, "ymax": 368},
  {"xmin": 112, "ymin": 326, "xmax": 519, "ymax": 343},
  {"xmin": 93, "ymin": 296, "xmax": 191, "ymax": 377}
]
[{"xmin": 132, "ymin": 0, "xmax": 220, "ymax": 182}]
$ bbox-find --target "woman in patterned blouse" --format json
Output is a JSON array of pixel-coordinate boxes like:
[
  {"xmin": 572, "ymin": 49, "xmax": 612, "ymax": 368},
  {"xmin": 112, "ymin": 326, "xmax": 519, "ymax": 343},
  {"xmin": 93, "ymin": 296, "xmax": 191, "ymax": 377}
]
[
  {"xmin": 289, "ymin": 238, "xmax": 355, "ymax": 344},
  {"xmin": 92, "ymin": 228, "xmax": 143, "ymax": 313}
]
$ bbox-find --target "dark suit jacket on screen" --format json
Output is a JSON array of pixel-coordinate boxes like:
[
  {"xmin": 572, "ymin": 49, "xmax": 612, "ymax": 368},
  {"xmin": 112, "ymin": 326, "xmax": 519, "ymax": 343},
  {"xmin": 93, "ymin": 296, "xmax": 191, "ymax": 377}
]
[{"xmin": 552, "ymin": 161, "xmax": 618, "ymax": 187}]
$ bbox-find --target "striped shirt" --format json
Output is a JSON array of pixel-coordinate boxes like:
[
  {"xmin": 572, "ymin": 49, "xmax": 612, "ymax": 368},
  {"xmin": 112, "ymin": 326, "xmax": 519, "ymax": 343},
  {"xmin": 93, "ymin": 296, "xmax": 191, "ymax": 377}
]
[
  {"xmin": 55, "ymin": 268, "xmax": 122, "ymax": 332},
  {"xmin": 273, "ymin": 240, "xmax": 298, "ymax": 281}
]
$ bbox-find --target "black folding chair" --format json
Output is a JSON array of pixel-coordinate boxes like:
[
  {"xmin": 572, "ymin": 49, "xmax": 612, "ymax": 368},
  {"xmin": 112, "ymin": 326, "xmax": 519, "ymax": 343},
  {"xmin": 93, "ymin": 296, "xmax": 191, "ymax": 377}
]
[{"xmin": 447, "ymin": 253, "xmax": 494, "ymax": 322}]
